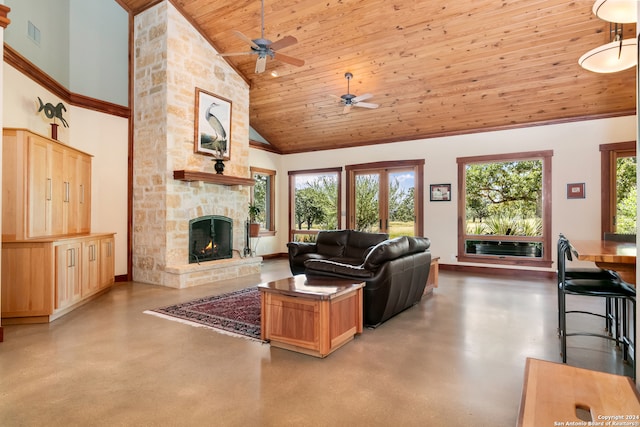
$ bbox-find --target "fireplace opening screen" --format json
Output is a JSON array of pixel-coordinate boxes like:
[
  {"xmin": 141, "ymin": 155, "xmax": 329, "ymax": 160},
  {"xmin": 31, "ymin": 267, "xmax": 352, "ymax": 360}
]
[{"xmin": 189, "ymin": 215, "xmax": 233, "ymax": 263}]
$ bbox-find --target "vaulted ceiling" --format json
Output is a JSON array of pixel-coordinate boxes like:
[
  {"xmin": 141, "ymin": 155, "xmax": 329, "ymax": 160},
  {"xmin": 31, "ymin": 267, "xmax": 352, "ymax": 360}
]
[{"xmin": 118, "ymin": 0, "xmax": 637, "ymax": 154}]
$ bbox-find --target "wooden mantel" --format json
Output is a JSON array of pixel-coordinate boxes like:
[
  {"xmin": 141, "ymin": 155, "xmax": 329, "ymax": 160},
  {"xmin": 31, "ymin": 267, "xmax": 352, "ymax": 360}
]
[{"xmin": 173, "ymin": 170, "xmax": 255, "ymax": 186}]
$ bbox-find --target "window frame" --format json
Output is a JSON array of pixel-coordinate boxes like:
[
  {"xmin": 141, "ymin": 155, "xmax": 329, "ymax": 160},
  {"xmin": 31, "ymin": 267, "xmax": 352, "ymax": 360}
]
[
  {"xmin": 288, "ymin": 167, "xmax": 343, "ymax": 242},
  {"xmin": 250, "ymin": 167, "xmax": 276, "ymax": 236},
  {"xmin": 456, "ymin": 150, "xmax": 553, "ymax": 268}
]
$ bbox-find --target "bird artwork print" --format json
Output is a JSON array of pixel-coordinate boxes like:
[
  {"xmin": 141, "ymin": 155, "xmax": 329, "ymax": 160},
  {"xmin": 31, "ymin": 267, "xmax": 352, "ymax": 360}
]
[{"xmin": 200, "ymin": 102, "xmax": 228, "ymax": 158}]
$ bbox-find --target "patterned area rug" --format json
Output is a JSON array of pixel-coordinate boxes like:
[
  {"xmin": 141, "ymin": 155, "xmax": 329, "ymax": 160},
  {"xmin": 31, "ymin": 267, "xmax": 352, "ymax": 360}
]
[{"xmin": 144, "ymin": 287, "xmax": 262, "ymax": 341}]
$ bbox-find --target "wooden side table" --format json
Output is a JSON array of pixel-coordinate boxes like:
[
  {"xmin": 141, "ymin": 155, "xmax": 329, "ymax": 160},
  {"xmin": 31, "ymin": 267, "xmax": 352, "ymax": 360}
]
[
  {"xmin": 517, "ymin": 358, "xmax": 640, "ymax": 427},
  {"xmin": 424, "ymin": 256, "xmax": 440, "ymax": 295},
  {"xmin": 258, "ymin": 275, "xmax": 364, "ymax": 358}
]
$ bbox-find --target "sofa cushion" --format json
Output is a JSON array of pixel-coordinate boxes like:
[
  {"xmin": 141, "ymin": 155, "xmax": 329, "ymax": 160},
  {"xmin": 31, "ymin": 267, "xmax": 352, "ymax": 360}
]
[
  {"xmin": 327, "ymin": 256, "xmax": 363, "ymax": 266},
  {"xmin": 316, "ymin": 230, "xmax": 349, "ymax": 257},
  {"xmin": 344, "ymin": 230, "xmax": 389, "ymax": 260},
  {"xmin": 286, "ymin": 242, "xmax": 317, "ymax": 258},
  {"xmin": 363, "ymin": 236, "xmax": 410, "ymax": 269},
  {"xmin": 407, "ymin": 236, "xmax": 430, "ymax": 254},
  {"xmin": 304, "ymin": 259, "xmax": 375, "ymax": 279}
]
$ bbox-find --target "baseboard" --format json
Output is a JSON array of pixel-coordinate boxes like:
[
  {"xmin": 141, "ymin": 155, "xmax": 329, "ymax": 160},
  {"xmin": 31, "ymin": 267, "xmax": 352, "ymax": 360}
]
[
  {"xmin": 261, "ymin": 253, "xmax": 288, "ymax": 260},
  {"xmin": 439, "ymin": 263, "xmax": 556, "ymax": 279},
  {"xmin": 115, "ymin": 274, "xmax": 128, "ymax": 282}
]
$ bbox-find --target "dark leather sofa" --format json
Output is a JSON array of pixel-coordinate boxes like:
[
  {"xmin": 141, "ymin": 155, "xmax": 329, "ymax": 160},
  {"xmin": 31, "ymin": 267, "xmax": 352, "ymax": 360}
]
[
  {"xmin": 287, "ymin": 229, "xmax": 389, "ymax": 275},
  {"xmin": 287, "ymin": 230, "xmax": 432, "ymax": 327}
]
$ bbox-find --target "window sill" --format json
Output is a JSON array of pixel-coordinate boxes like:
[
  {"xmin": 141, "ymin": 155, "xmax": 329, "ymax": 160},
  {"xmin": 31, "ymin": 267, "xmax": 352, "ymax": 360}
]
[{"xmin": 457, "ymin": 254, "xmax": 552, "ymax": 268}]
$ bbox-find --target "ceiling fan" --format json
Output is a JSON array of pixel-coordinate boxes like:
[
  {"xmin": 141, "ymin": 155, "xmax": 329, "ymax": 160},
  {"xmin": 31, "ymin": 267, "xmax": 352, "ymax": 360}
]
[
  {"xmin": 219, "ymin": 0, "xmax": 305, "ymax": 74},
  {"xmin": 332, "ymin": 72, "xmax": 379, "ymax": 114}
]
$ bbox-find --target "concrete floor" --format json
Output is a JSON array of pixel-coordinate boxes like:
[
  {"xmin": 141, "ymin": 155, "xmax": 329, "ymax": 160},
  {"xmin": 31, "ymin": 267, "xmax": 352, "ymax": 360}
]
[{"xmin": 0, "ymin": 258, "xmax": 634, "ymax": 426}]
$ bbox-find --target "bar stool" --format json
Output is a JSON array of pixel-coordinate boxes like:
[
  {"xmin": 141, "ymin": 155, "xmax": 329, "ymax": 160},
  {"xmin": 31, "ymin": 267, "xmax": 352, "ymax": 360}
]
[
  {"xmin": 556, "ymin": 234, "xmax": 620, "ymax": 336},
  {"xmin": 557, "ymin": 236, "xmax": 636, "ymax": 375}
]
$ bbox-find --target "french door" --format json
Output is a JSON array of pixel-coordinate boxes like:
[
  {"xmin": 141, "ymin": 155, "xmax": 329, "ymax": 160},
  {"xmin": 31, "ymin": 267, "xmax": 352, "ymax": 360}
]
[{"xmin": 346, "ymin": 160, "xmax": 424, "ymax": 237}]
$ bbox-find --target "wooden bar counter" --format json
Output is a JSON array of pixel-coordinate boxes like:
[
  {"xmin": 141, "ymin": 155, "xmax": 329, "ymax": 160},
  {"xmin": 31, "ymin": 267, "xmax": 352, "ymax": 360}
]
[
  {"xmin": 258, "ymin": 275, "xmax": 364, "ymax": 358},
  {"xmin": 570, "ymin": 239, "xmax": 636, "ymax": 285}
]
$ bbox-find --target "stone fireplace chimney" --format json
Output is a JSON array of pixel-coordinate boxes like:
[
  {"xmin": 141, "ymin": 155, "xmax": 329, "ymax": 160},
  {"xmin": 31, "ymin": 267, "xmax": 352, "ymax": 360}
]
[{"xmin": 132, "ymin": 2, "xmax": 261, "ymax": 288}]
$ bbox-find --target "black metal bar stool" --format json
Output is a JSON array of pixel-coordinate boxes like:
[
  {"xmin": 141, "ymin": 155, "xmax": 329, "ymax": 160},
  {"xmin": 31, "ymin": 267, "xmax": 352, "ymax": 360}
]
[{"xmin": 557, "ymin": 235, "xmax": 636, "ymax": 378}]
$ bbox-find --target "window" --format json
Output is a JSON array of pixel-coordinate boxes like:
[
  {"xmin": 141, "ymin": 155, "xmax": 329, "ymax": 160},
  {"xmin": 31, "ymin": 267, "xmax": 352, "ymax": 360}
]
[
  {"xmin": 251, "ymin": 167, "xmax": 275, "ymax": 236},
  {"xmin": 600, "ymin": 142, "xmax": 636, "ymax": 235},
  {"xmin": 346, "ymin": 160, "xmax": 424, "ymax": 237},
  {"xmin": 457, "ymin": 150, "xmax": 552, "ymax": 268},
  {"xmin": 288, "ymin": 168, "xmax": 342, "ymax": 242}
]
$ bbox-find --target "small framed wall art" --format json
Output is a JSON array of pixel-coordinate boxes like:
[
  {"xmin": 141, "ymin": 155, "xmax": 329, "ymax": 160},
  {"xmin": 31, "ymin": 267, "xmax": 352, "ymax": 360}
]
[
  {"xmin": 194, "ymin": 88, "xmax": 232, "ymax": 160},
  {"xmin": 566, "ymin": 183, "xmax": 585, "ymax": 199},
  {"xmin": 430, "ymin": 184, "xmax": 451, "ymax": 201}
]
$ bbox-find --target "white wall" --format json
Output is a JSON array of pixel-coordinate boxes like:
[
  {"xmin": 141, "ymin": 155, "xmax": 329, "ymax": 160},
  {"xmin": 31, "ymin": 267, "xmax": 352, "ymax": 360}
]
[
  {"xmin": 5, "ymin": 0, "xmax": 128, "ymax": 106},
  {"xmin": 4, "ymin": 0, "xmax": 70, "ymax": 87},
  {"xmin": 250, "ymin": 115, "xmax": 637, "ymax": 271},
  {"xmin": 3, "ymin": 62, "xmax": 129, "ymax": 276}
]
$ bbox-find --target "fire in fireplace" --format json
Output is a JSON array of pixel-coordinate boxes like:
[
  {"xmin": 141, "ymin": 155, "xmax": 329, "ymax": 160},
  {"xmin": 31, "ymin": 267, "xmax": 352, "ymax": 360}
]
[{"xmin": 189, "ymin": 215, "xmax": 233, "ymax": 263}]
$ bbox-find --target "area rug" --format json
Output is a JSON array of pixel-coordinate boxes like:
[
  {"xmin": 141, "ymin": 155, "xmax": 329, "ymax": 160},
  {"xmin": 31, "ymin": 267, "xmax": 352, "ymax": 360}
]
[{"xmin": 144, "ymin": 287, "xmax": 262, "ymax": 341}]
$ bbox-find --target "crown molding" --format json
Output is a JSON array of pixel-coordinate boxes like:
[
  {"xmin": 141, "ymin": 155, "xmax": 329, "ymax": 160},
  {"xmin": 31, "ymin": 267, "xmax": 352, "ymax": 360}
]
[{"xmin": 4, "ymin": 43, "xmax": 130, "ymax": 118}]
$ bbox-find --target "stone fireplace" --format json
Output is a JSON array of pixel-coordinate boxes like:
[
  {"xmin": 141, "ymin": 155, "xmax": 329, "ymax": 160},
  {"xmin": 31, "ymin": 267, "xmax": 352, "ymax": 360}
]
[{"xmin": 131, "ymin": 2, "xmax": 261, "ymax": 289}]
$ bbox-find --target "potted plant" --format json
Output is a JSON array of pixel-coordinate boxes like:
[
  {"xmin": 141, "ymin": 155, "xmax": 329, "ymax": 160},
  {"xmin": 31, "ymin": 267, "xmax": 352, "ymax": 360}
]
[{"xmin": 248, "ymin": 203, "xmax": 261, "ymax": 237}]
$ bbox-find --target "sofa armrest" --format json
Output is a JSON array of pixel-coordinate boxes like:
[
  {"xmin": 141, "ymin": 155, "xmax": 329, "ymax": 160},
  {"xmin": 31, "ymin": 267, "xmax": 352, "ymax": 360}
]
[
  {"xmin": 287, "ymin": 242, "xmax": 317, "ymax": 257},
  {"xmin": 304, "ymin": 259, "xmax": 375, "ymax": 279}
]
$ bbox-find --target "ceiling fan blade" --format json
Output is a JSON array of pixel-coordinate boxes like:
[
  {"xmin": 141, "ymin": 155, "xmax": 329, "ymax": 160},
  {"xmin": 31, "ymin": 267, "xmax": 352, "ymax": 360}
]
[
  {"xmin": 352, "ymin": 93, "xmax": 373, "ymax": 103},
  {"xmin": 270, "ymin": 35, "xmax": 298, "ymax": 51},
  {"xmin": 273, "ymin": 52, "xmax": 305, "ymax": 67},
  {"xmin": 219, "ymin": 52, "xmax": 253, "ymax": 57},
  {"xmin": 232, "ymin": 30, "xmax": 259, "ymax": 49},
  {"xmin": 354, "ymin": 102, "xmax": 379, "ymax": 109},
  {"xmin": 255, "ymin": 56, "xmax": 267, "ymax": 73},
  {"xmin": 329, "ymin": 94, "xmax": 342, "ymax": 102},
  {"xmin": 342, "ymin": 104, "xmax": 352, "ymax": 114}
]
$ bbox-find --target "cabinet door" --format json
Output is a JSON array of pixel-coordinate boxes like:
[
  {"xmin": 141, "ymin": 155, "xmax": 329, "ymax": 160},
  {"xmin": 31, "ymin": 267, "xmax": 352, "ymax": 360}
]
[
  {"xmin": 77, "ymin": 155, "xmax": 91, "ymax": 234},
  {"xmin": 26, "ymin": 135, "xmax": 65, "ymax": 238},
  {"xmin": 99, "ymin": 237, "xmax": 115, "ymax": 289},
  {"xmin": 63, "ymin": 150, "xmax": 81, "ymax": 234},
  {"xmin": 55, "ymin": 242, "xmax": 82, "ymax": 309},
  {"xmin": 26, "ymin": 136, "xmax": 50, "ymax": 237},
  {"xmin": 49, "ymin": 144, "xmax": 66, "ymax": 236},
  {"xmin": 81, "ymin": 240, "xmax": 100, "ymax": 297}
]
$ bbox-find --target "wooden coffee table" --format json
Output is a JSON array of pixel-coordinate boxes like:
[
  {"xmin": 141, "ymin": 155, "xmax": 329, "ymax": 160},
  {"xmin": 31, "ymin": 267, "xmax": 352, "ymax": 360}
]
[{"xmin": 258, "ymin": 275, "xmax": 365, "ymax": 358}]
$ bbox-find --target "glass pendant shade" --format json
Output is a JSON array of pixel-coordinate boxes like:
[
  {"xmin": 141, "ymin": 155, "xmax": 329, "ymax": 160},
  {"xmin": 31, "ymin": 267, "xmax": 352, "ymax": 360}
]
[
  {"xmin": 592, "ymin": 0, "xmax": 637, "ymax": 24},
  {"xmin": 578, "ymin": 38, "xmax": 637, "ymax": 73}
]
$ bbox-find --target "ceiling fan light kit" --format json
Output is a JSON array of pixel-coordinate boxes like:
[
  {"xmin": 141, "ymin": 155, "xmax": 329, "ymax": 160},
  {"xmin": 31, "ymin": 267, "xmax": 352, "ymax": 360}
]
[{"xmin": 579, "ymin": 1, "xmax": 637, "ymax": 73}]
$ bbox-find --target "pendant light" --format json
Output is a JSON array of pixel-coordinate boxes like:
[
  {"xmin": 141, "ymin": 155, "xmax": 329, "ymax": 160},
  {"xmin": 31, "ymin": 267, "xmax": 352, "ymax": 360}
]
[
  {"xmin": 578, "ymin": 23, "xmax": 637, "ymax": 73},
  {"xmin": 593, "ymin": 0, "xmax": 637, "ymax": 24}
]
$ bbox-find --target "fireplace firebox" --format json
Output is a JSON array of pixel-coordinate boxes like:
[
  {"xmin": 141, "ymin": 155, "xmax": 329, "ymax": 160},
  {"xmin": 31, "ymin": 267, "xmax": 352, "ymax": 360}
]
[{"xmin": 189, "ymin": 215, "xmax": 233, "ymax": 263}]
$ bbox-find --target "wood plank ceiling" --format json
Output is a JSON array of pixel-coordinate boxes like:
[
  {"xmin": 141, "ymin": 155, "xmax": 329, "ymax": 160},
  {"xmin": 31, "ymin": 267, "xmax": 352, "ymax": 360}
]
[{"xmin": 118, "ymin": 0, "xmax": 636, "ymax": 154}]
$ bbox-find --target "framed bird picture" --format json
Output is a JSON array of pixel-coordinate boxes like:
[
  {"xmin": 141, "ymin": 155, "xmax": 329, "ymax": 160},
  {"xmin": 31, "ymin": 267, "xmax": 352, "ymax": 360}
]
[{"xmin": 194, "ymin": 88, "xmax": 232, "ymax": 160}]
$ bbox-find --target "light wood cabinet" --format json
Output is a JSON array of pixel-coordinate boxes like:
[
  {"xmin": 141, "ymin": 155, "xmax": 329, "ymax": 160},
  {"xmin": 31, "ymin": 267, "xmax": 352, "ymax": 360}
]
[
  {"xmin": 3, "ymin": 128, "xmax": 92, "ymax": 241},
  {"xmin": 1, "ymin": 234, "xmax": 116, "ymax": 323},
  {"xmin": 2, "ymin": 127, "xmax": 114, "ymax": 324}
]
